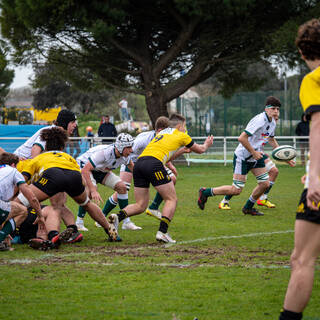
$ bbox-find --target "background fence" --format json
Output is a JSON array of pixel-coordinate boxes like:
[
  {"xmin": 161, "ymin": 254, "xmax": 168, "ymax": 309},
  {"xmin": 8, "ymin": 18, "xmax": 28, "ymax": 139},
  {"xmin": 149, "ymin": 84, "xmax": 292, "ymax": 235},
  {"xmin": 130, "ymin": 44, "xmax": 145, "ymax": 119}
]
[
  {"xmin": 176, "ymin": 90, "xmax": 302, "ymax": 137},
  {"xmin": 0, "ymin": 136, "xmax": 309, "ymax": 166}
]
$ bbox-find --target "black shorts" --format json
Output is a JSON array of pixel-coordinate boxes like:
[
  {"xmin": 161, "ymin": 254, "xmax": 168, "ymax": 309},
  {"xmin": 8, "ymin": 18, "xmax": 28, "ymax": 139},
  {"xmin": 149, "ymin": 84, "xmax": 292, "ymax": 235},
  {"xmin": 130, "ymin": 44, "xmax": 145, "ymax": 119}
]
[
  {"xmin": 33, "ymin": 167, "xmax": 85, "ymax": 197},
  {"xmin": 17, "ymin": 207, "xmax": 39, "ymax": 244},
  {"xmin": 133, "ymin": 156, "xmax": 171, "ymax": 188},
  {"xmin": 296, "ymin": 189, "xmax": 320, "ymax": 224}
]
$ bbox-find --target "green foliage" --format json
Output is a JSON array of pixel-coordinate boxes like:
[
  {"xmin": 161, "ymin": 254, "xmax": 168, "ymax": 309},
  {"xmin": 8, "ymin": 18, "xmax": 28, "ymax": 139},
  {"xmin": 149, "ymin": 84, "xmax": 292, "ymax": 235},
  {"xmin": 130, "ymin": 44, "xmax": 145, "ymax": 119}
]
[
  {"xmin": 0, "ymin": 40, "xmax": 14, "ymax": 104},
  {"xmin": 1, "ymin": 0, "xmax": 317, "ymax": 123}
]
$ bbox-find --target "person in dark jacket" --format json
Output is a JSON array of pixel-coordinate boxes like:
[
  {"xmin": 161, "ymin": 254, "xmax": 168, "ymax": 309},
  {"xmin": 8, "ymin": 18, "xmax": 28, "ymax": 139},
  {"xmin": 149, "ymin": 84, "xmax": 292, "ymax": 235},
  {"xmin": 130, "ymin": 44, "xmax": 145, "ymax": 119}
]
[
  {"xmin": 295, "ymin": 113, "xmax": 310, "ymax": 165},
  {"xmin": 98, "ymin": 115, "xmax": 117, "ymax": 143}
]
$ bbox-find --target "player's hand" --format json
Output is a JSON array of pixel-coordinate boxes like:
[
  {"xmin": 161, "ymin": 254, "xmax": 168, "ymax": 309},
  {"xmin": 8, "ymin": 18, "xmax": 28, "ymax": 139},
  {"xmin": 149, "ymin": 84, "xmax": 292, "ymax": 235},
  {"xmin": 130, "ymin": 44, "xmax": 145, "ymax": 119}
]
[
  {"xmin": 34, "ymin": 215, "xmax": 46, "ymax": 230},
  {"xmin": 287, "ymin": 159, "xmax": 296, "ymax": 167},
  {"xmin": 205, "ymin": 135, "xmax": 214, "ymax": 147},
  {"xmin": 307, "ymin": 177, "xmax": 320, "ymax": 210},
  {"xmin": 252, "ymin": 151, "xmax": 263, "ymax": 160},
  {"xmin": 91, "ymin": 190, "xmax": 102, "ymax": 205}
]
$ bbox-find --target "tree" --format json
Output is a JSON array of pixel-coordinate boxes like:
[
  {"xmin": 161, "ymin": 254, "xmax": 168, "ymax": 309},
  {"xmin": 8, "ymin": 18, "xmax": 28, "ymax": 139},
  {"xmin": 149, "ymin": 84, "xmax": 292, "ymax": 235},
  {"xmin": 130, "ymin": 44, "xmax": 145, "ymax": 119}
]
[
  {"xmin": 1, "ymin": 0, "xmax": 318, "ymax": 123},
  {"xmin": 0, "ymin": 40, "xmax": 14, "ymax": 104}
]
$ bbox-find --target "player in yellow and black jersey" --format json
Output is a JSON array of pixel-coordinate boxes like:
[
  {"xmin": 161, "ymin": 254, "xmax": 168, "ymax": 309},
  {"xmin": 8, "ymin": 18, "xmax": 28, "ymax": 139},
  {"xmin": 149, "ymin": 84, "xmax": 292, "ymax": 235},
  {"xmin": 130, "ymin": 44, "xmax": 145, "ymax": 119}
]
[
  {"xmin": 109, "ymin": 113, "xmax": 214, "ymax": 243},
  {"xmin": 14, "ymin": 126, "xmax": 118, "ymax": 243},
  {"xmin": 279, "ymin": 18, "xmax": 320, "ymax": 320}
]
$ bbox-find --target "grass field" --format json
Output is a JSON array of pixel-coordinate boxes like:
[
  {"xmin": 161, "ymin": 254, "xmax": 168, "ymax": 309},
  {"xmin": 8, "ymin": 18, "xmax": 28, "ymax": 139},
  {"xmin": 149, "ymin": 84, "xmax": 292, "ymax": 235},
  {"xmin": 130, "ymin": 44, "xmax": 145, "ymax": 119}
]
[{"xmin": 1, "ymin": 164, "xmax": 319, "ymax": 320}]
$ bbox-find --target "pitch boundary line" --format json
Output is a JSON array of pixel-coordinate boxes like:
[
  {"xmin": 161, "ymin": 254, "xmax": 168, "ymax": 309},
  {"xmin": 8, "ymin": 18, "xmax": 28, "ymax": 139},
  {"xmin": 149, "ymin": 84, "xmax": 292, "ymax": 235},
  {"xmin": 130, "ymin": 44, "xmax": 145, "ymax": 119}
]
[{"xmin": 165, "ymin": 229, "xmax": 294, "ymax": 247}]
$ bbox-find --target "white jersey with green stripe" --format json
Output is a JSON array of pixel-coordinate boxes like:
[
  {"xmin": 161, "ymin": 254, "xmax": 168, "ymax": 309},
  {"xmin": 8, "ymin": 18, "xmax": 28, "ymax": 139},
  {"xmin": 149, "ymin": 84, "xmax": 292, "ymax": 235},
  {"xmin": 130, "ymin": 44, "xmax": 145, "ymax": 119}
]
[
  {"xmin": 234, "ymin": 112, "xmax": 276, "ymax": 161},
  {"xmin": 14, "ymin": 125, "xmax": 55, "ymax": 159},
  {"xmin": 0, "ymin": 164, "xmax": 25, "ymax": 201}
]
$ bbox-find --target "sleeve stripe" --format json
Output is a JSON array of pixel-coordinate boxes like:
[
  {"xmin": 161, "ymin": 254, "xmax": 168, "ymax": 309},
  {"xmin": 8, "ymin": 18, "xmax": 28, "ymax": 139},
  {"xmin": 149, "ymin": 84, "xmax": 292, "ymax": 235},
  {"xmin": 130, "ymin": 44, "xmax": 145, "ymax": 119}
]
[
  {"xmin": 21, "ymin": 172, "xmax": 31, "ymax": 180},
  {"xmin": 244, "ymin": 130, "xmax": 253, "ymax": 136},
  {"xmin": 89, "ymin": 157, "xmax": 96, "ymax": 168},
  {"xmin": 305, "ymin": 105, "xmax": 320, "ymax": 120},
  {"xmin": 33, "ymin": 143, "xmax": 45, "ymax": 151},
  {"xmin": 186, "ymin": 140, "xmax": 194, "ymax": 148},
  {"xmin": 17, "ymin": 181, "xmax": 26, "ymax": 186}
]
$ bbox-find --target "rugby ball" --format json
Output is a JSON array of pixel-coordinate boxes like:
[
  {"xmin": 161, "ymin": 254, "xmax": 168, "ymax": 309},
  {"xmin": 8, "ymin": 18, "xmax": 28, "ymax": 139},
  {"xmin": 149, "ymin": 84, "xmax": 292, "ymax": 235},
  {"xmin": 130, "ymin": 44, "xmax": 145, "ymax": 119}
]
[{"xmin": 272, "ymin": 145, "xmax": 296, "ymax": 161}]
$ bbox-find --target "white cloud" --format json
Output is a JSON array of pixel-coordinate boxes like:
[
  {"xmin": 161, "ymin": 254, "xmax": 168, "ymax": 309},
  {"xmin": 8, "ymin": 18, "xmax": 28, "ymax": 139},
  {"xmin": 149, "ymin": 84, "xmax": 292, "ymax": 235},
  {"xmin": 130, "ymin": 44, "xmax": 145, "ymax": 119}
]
[{"xmin": 10, "ymin": 66, "xmax": 34, "ymax": 89}]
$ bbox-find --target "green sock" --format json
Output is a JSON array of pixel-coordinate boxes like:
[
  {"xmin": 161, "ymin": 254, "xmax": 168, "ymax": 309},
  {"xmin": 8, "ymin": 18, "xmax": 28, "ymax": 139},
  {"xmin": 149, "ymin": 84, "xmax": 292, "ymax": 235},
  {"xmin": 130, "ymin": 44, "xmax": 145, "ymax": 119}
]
[
  {"xmin": 225, "ymin": 195, "xmax": 233, "ymax": 201},
  {"xmin": 203, "ymin": 188, "xmax": 213, "ymax": 197},
  {"xmin": 244, "ymin": 196, "xmax": 255, "ymax": 209},
  {"xmin": 149, "ymin": 192, "xmax": 163, "ymax": 210},
  {"xmin": 103, "ymin": 196, "xmax": 118, "ymax": 216},
  {"xmin": 0, "ymin": 219, "xmax": 15, "ymax": 242},
  {"xmin": 118, "ymin": 194, "xmax": 128, "ymax": 210},
  {"xmin": 264, "ymin": 181, "xmax": 274, "ymax": 195},
  {"xmin": 77, "ymin": 206, "xmax": 86, "ymax": 218}
]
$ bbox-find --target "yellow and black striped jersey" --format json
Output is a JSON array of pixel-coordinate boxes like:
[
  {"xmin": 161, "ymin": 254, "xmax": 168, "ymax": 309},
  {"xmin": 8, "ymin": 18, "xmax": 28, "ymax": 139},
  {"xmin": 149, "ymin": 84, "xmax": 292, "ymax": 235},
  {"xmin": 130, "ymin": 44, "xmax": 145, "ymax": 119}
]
[
  {"xmin": 20, "ymin": 151, "xmax": 80, "ymax": 181},
  {"xmin": 300, "ymin": 66, "xmax": 320, "ymax": 118},
  {"xmin": 139, "ymin": 128, "xmax": 194, "ymax": 164}
]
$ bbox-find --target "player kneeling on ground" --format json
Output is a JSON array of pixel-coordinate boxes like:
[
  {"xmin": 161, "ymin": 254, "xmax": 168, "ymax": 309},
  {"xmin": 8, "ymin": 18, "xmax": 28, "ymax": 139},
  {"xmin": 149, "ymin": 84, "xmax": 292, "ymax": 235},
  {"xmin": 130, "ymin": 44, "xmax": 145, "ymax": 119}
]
[
  {"xmin": 0, "ymin": 152, "xmax": 43, "ymax": 251},
  {"xmin": 14, "ymin": 127, "xmax": 118, "ymax": 242}
]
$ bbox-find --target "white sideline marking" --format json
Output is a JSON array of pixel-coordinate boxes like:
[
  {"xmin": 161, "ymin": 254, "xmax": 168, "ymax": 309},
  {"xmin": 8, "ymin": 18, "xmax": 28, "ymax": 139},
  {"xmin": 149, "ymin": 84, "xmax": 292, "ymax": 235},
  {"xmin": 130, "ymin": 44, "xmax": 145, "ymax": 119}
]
[{"xmin": 165, "ymin": 229, "xmax": 294, "ymax": 247}]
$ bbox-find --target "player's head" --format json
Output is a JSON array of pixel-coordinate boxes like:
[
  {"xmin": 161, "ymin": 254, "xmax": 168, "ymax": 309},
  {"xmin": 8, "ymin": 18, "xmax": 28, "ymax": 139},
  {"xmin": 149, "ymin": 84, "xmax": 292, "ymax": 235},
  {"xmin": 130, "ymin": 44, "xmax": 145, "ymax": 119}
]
[
  {"xmin": 296, "ymin": 18, "xmax": 320, "ymax": 61},
  {"xmin": 56, "ymin": 109, "xmax": 77, "ymax": 134},
  {"xmin": 265, "ymin": 96, "xmax": 281, "ymax": 119},
  {"xmin": 154, "ymin": 116, "xmax": 169, "ymax": 132},
  {"xmin": 115, "ymin": 133, "xmax": 134, "ymax": 156},
  {"xmin": 169, "ymin": 113, "xmax": 186, "ymax": 132},
  {"xmin": 40, "ymin": 127, "xmax": 69, "ymax": 151},
  {"xmin": 0, "ymin": 152, "xmax": 19, "ymax": 167}
]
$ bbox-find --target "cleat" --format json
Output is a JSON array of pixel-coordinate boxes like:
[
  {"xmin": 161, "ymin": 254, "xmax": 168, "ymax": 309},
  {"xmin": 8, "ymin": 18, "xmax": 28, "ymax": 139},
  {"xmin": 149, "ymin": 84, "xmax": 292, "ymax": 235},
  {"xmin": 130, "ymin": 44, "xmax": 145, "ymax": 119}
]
[
  {"xmin": 146, "ymin": 208, "xmax": 162, "ymax": 220},
  {"xmin": 218, "ymin": 202, "xmax": 231, "ymax": 210},
  {"xmin": 122, "ymin": 221, "xmax": 142, "ymax": 230},
  {"xmin": 107, "ymin": 235, "xmax": 122, "ymax": 242},
  {"xmin": 51, "ymin": 228, "xmax": 74, "ymax": 245},
  {"xmin": 242, "ymin": 207, "xmax": 264, "ymax": 216},
  {"xmin": 76, "ymin": 218, "xmax": 88, "ymax": 231},
  {"xmin": 95, "ymin": 221, "xmax": 102, "ymax": 228},
  {"xmin": 65, "ymin": 231, "xmax": 83, "ymax": 243},
  {"xmin": 107, "ymin": 214, "xmax": 119, "ymax": 241},
  {"xmin": 28, "ymin": 238, "xmax": 55, "ymax": 251},
  {"xmin": 156, "ymin": 231, "xmax": 176, "ymax": 243},
  {"xmin": 257, "ymin": 199, "xmax": 276, "ymax": 208},
  {"xmin": 198, "ymin": 187, "xmax": 208, "ymax": 210},
  {"xmin": 0, "ymin": 241, "xmax": 11, "ymax": 251}
]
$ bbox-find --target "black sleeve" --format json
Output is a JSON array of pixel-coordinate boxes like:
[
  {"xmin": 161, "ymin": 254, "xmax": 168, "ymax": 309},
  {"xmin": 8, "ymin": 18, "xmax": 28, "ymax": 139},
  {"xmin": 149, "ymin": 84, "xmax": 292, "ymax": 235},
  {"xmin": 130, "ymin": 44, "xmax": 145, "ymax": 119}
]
[{"xmin": 186, "ymin": 140, "xmax": 194, "ymax": 148}]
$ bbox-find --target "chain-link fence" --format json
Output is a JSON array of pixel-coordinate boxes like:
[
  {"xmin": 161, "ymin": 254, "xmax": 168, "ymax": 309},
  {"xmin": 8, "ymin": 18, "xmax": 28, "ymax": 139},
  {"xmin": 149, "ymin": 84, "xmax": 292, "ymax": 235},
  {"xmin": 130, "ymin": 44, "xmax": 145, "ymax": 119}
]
[{"xmin": 176, "ymin": 90, "xmax": 302, "ymax": 137}]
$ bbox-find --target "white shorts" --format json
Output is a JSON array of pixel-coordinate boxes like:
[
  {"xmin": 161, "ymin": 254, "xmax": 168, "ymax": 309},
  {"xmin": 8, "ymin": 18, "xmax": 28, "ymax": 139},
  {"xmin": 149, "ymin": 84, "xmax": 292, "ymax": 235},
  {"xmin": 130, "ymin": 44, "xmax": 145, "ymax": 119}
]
[{"xmin": 0, "ymin": 199, "xmax": 11, "ymax": 213}]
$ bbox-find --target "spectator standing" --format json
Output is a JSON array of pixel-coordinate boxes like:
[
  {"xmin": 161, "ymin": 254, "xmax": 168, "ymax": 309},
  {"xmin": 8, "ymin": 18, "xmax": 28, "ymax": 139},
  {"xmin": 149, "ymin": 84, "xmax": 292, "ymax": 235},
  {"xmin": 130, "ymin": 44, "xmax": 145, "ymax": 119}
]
[
  {"xmin": 295, "ymin": 113, "xmax": 310, "ymax": 166},
  {"xmin": 98, "ymin": 115, "xmax": 117, "ymax": 144},
  {"xmin": 118, "ymin": 98, "xmax": 130, "ymax": 121}
]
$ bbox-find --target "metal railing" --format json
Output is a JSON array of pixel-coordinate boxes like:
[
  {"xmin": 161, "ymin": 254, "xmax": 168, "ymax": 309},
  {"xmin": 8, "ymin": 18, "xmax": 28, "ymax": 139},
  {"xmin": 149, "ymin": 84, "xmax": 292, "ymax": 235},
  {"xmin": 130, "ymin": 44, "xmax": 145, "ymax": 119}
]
[{"xmin": 0, "ymin": 136, "xmax": 308, "ymax": 166}]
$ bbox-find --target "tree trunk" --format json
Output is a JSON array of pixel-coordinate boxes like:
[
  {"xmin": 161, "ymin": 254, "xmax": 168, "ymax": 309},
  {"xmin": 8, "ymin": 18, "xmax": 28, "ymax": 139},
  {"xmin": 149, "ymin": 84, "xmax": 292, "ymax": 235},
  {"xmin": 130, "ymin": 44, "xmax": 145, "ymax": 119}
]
[{"xmin": 145, "ymin": 91, "xmax": 169, "ymax": 127}]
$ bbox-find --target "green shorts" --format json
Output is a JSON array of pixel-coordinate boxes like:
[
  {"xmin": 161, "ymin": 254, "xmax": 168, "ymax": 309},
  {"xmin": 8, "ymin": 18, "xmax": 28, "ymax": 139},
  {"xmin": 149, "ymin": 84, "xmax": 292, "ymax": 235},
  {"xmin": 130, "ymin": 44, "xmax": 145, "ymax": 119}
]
[{"xmin": 233, "ymin": 154, "xmax": 267, "ymax": 175}]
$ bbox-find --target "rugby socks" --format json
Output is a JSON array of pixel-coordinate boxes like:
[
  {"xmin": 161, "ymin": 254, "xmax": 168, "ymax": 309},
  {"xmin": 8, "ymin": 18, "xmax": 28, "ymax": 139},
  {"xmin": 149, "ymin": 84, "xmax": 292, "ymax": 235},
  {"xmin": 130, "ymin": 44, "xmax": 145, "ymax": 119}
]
[
  {"xmin": 264, "ymin": 181, "xmax": 274, "ymax": 196},
  {"xmin": 159, "ymin": 216, "xmax": 171, "ymax": 234},
  {"xmin": 0, "ymin": 219, "xmax": 15, "ymax": 242},
  {"xmin": 244, "ymin": 196, "xmax": 256, "ymax": 209},
  {"xmin": 117, "ymin": 209, "xmax": 128, "ymax": 223},
  {"xmin": 67, "ymin": 224, "xmax": 78, "ymax": 233},
  {"xmin": 48, "ymin": 230, "xmax": 59, "ymax": 241},
  {"xmin": 203, "ymin": 188, "xmax": 213, "ymax": 197},
  {"xmin": 103, "ymin": 196, "xmax": 118, "ymax": 216},
  {"xmin": 279, "ymin": 309, "xmax": 302, "ymax": 320},
  {"xmin": 77, "ymin": 206, "xmax": 86, "ymax": 219},
  {"xmin": 149, "ymin": 192, "xmax": 163, "ymax": 210},
  {"xmin": 118, "ymin": 193, "xmax": 128, "ymax": 210},
  {"xmin": 223, "ymin": 195, "xmax": 233, "ymax": 202}
]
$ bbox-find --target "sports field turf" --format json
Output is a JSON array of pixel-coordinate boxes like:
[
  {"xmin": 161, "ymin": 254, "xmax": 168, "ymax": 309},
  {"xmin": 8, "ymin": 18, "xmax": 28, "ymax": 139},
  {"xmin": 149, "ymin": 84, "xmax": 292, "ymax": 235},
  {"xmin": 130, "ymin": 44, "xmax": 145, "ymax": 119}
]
[{"xmin": 0, "ymin": 164, "xmax": 319, "ymax": 320}]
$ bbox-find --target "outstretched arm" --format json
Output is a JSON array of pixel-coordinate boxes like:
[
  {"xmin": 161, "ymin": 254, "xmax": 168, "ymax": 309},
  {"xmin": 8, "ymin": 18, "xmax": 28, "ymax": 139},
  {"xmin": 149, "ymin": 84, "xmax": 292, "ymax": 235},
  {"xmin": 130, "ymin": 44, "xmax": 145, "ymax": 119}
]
[{"xmin": 189, "ymin": 135, "xmax": 214, "ymax": 154}]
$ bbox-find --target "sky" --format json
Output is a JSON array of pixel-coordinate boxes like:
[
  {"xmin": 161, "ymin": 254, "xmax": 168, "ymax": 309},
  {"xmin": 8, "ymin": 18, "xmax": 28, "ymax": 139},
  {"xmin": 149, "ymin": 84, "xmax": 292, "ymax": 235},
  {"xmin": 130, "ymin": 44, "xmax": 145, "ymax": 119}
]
[{"xmin": 10, "ymin": 65, "xmax": 34, "ymax": 89}]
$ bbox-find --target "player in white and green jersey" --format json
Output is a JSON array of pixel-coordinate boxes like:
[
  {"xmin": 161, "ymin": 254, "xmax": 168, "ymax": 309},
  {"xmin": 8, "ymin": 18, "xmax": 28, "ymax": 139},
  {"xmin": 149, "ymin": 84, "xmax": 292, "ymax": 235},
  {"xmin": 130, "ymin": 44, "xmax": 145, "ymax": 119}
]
[{"xmin": 198, "ymin": 96, "xmax": 282, "ymax": 216}]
